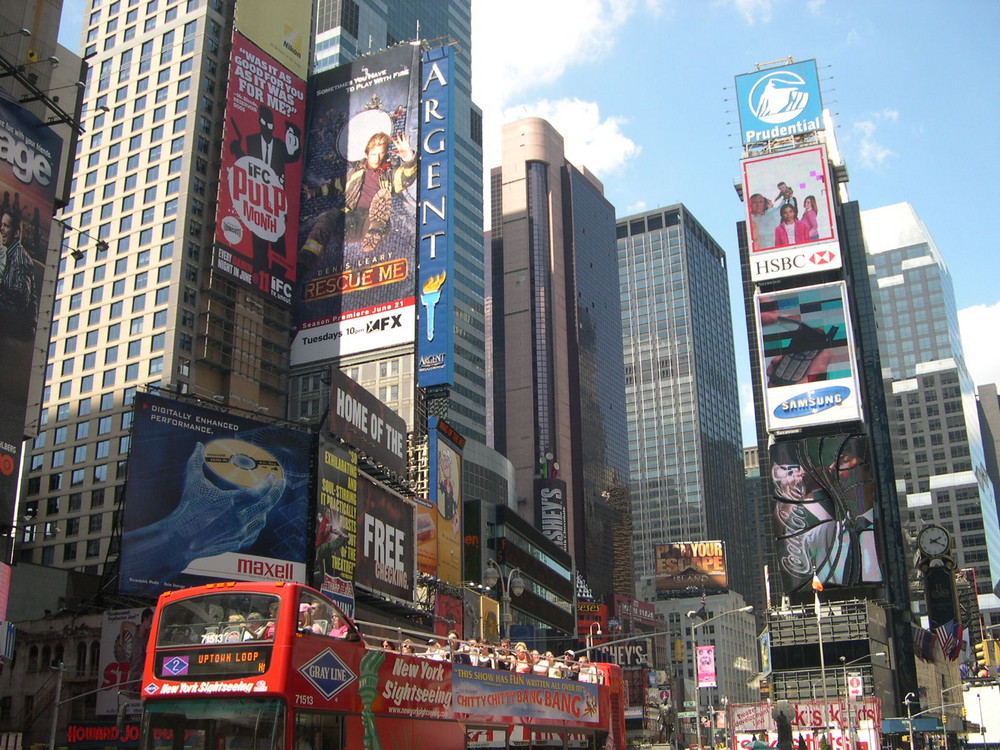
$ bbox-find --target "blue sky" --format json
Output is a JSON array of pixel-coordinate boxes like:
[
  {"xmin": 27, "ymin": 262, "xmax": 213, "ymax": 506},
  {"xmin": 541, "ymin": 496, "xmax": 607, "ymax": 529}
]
[{"xmin": 60, "ymin": 0, "xmax": 1000, "ymax": 443}]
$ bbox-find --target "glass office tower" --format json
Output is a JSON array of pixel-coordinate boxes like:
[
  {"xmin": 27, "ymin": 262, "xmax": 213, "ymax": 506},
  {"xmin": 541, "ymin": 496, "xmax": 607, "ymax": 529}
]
[{"xmin": 617, "ymin": 206, "xmax": 749, "ymax": 601}]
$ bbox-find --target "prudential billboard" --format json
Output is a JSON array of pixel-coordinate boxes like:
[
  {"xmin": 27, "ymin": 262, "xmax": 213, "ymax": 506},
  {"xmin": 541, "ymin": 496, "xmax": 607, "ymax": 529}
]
[{"xmin": 735, "ymin": 60, "xmax": 823, "ymax": 146}]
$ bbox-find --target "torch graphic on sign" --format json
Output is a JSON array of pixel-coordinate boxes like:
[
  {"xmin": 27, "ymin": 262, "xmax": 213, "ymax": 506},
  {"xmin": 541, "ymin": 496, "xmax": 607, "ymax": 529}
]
[{"xmin": 421, "ymin": 272, "xmax": 447, "ymax": 341}]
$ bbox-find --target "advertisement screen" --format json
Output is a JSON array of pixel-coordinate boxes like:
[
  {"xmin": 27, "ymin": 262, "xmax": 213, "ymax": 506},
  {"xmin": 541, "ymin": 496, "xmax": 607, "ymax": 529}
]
[
  {"xmin": 655, "ymin": 541, "xmax": 729, "ymax": 595},
  {"xmin": 97, "ymin": 607, "xmax": 153, "ymax": 714},
  {"xmin": 417, "ymin": 45, "xmax": 456, "ymax": 388},
  {"xmin": 214, "ymin": 31, "xmax": 306, "ymax": 304},
  {"xmin": 742, "ymin": 145, "xmax": 839, "ymax": 281},
  {"xmin": 355, "ymin": 474, "xmax": 415, "ymax": 602},
  {"xmin": 315, "ymin": 436, "xmax": 357, "ymax": 617},
  {"xmin": 120, "ymin": 394, "xmax": 311, "ymax": 596},
  {"xmin": 327, "ymin": 366, "xmax": 407, "ymax": 477},
  {"xmin": 756, "ymin": 282, "xmax": 863, "ymax": 431},
  {"xmin": 770, "ymin": 434, "xmax": 882, "ymax": 592},
  {"xmin": 234, "ymin": 0, "xmax": 311, "ymax": 80},
  {"xmin": 654, "ymin": 541, "xmax": 727, "ymax": 595},
  {"xmin": 292, "ymin": 45, "xmax": 421, "ymax": 364},
  {"xmin": 0, "ymin": 99, "xmax": 62, "ymax": 527},
  {"xmin": 430, "ymin": 417, "xmax": 463, "ymax": 584},
  {"xmin": 735, "ymin": 59, "xmax": 823, "ymax": 146}
]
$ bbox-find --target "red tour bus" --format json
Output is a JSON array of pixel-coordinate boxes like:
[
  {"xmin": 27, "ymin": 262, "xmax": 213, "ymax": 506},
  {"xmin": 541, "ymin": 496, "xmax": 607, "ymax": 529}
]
[{"xmin": 139, "ymin": 581, "xmax": 626, "ymax": 749}]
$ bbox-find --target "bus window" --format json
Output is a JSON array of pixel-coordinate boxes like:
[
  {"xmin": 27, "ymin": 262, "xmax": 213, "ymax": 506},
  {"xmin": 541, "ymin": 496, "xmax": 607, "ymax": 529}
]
[
  {"xmin": 293, "ymin": 712, "xmax": 343, "ymax": 750},
  {"xmin": 141, "ymin": 698, "xmax": 284, "ymax": 750},
  {"xmin": 157, "ymin": 592, "xmax": 281, "ymax": 647},
  {"xmin": 296, "ymin": 591, "xmax": 355, "ymax": 640}
]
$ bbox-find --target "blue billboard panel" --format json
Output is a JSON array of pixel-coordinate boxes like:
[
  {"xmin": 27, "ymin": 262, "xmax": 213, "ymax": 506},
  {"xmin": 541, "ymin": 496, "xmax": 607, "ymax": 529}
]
[
  {"xmin": 417, "ymin": 46, "xmax": 456, "ymax": 388},
  {"xmin": 735, "ymin": 60, "xmax": 823, "ymax": 146},
  {"xmin": 120, "ymin": 394, "xmax": 312, "ymax": 596}
]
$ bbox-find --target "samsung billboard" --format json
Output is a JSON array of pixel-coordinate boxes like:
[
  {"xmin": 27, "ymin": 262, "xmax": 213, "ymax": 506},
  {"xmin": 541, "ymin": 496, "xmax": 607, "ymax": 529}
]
[{"xmin": 735, "ymin": 59, "xmax": 823, "ymax": 146}]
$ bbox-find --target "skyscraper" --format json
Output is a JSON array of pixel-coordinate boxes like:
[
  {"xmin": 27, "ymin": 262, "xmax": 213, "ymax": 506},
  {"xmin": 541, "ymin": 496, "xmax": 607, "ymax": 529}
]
[
  {"xmin": 863, "ymin": 202, "xmax": 1000, "ymax": 600},
  {"xmin": 293, "ymin": 0, "xmax": 486, "ymax": 443},
  {"xmin": 489, "ymin": 117, "xmax": 632, "ymax": 600},
  {"xmin": 616, "ymin": 206, "xmax": 749, "ymax": 601}
]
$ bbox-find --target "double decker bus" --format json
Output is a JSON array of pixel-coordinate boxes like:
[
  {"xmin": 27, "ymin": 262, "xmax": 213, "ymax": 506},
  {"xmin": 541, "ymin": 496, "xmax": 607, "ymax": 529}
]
[{"xmin": 139, "ymin": 581, "xmax": 626, "ymax": 749}]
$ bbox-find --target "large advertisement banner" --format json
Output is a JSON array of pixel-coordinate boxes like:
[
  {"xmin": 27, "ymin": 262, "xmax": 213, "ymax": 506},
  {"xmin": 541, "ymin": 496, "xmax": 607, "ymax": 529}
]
[
  {"xmin": 233, "ymin": 0, "xmax": 311, "ymax": 80},
  {"xmin": 417, "ymin": 45, "xmax": 456, "ymax": 388},
  {"xmin": 315, "ymin": 436, "xmax": 358, "ymax": 617},
  {"xmin": 742, "ymin": 145, "xmax": 839, "ymax": 281},
  {"xmin": 97, "ymin": 607, "xmax": 153, "ymax": 714},
  {"xmin": 731, "ymin": 698, "xmax": 882, "ymax": 750},
  {"xmin": 453, "ymin": 666, "xmax": 600, "ymax": 724},
  {"xmin": 534, "ymin": 476, "xmax": 568, "ymax": 552},
  {"xmin": 414, "ymin": 494, "xmax": 438, "ymax": 577},
  {"xmin": 0, "ymin": 99, "xmax": 62, "ymax": 527},
  {"xmin": 696, "ymin": 645, "xmax": 717, "ymax": 688},
  {"xmin": 770, "ymin": 434, "xmax": 882, "ymax": 592},
  {"xmin": 430, "ymin": 417, "xmax": 463, "ymax": 584},
  {"xmin": 735, "ymin": 59, "xmax": 823, "ymax": 146},
  {"xmin": 355, "ymin": 474, "xmax": 415, "ymax": 602},
  {"xmin": 214, "ymin": 31, "xmax": 306, "ymax": 304},
  {"xmin": 756, "ymin": 282, "xmax": 863, "ymax": 431},
  {"xmin": 292, "ymin": 46, "xmax": 421, "ymax": 364},
  {"xmin": 654, "ymin": 541, "xmax": 727, "ymax": 595},
  {"xmin": 327, "ymin": 366, "xmax": 407, "ymax": 477},
  {"xmin": 120, "ymin": 394, "xmax": 311, "ymax": 596}
]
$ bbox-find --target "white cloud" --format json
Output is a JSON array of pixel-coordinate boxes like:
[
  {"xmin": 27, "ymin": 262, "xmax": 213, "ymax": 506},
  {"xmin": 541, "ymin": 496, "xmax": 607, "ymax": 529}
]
[
  {"xmin": 725, "ymin": 0, "xmax": 774, "ymax": 24},
  {"xmin": 959, "ymin": 302, "xmax": 1000, "ymax": 389},
  {"xmin": 627, "ymin": 200, "xmax": 648, "ymax": 214},
  {"xmin": 499, "ymin": 98, "xmax": 642, "ymax": 177},
  {"xmin": 852, "ymin": 114, "xmax": 897, "ymax": 169}
]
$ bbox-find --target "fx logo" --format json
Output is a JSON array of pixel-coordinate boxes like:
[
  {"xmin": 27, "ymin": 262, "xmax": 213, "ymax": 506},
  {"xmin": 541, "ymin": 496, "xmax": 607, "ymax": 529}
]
[{"xmin": 367, "ymin": 314, "xmax": 403, "ymax": 333}]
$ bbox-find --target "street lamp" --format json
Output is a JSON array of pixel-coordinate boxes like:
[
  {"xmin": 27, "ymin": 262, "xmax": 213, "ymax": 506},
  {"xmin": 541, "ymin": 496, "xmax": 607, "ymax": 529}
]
[
  {"xmin": 483, "ymin": 559, "xmax": 524, "ymax": 639},
  {"xmin": 48, "ymin": 661, "xmax": 65, "ymax": 750},
  {"xmin": 587, "ymin": 621, "xmax": 602, "ymax": 651},
  {"xmin": 687, "ymin": 605, "xmax": 753, "ymax": 750},
  {"xmin": 939, "ymin": 683, "xmax": 969, "ymax": 750},
  {"xmin": 905, "ymin": 692, "xmax": 918, "ymax": 750},
  {"xmin": 839, "ymin": 652, "xmax": 886, "ymax": 750}
]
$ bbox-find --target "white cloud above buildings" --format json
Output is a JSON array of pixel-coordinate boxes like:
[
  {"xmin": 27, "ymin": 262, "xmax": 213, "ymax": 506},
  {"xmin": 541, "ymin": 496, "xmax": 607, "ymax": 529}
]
[{"xmin": 960, "ymin": 302, "xmax": 1000, "ymax": 390}]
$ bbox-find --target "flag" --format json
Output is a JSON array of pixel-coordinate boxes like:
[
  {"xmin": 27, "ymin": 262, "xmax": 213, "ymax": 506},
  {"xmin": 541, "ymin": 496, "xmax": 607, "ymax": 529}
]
[
  {"xmin": 812, "ymin": 572, "xmax": 824, "ymax": 592},
  {"xmin": 912, "ymin": 625, "xmax": 936, "ymax": 662},
  {"xmin": 692, "ymin": 591, "xmax": 708, "ymax": 621},
  {"xmin": 934, "ymin": 620, "xmax": 959, "ymax": 661}
]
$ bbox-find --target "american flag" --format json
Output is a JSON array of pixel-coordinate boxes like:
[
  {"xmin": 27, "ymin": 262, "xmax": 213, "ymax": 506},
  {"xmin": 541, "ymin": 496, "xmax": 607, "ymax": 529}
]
[
  {"xmin": 934, "ymin": 621, "xmax": 962, "ymax": 661},
  {"xmin": 693, "ymin": 591, "xmax": 708, "ymax": 621}
]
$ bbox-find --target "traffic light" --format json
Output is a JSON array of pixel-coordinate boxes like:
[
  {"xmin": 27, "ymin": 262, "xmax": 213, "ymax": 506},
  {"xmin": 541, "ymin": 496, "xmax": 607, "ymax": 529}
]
[{"xmin": 975, "ymin": 638, "xmax": 994, "ymax": 670}]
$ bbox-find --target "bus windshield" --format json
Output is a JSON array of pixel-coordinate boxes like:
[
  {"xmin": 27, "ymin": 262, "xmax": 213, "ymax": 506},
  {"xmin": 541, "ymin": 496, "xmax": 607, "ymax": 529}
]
[
  {"xmin": 157, "ymin": 591, "xmax": 282, "ymax": 646},
  {"xmin": 143, "ymin": 698, "xmax": 285, "ymax": 750}
]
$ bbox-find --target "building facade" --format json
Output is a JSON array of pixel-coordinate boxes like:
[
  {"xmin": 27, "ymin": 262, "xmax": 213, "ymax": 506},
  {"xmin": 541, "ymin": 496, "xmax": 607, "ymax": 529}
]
[
  {"xmin": 489, "ymin": 117, "xmax": 632, "ymax": 601},
  {"xmin": 293, "ymin": 0, "xmax": 487, "ymax": 444},
  {"xmin": 616, "ymin": 206, "xmax": 748, "ymax": 601},
  {"xmin": 862, "ymin": 202, "xmax": 1000, "ymax": 605}
]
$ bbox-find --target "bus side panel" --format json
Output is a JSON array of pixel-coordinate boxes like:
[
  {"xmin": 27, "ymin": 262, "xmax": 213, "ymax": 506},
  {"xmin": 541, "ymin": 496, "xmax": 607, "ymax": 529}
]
[{"xmin": 345, "ymin": 711, "xmax": 467, "ymax": 746}]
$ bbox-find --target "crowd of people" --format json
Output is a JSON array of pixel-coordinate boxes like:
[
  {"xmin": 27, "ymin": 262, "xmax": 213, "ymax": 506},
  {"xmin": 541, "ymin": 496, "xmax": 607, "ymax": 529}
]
[{"xmin": 374, "ymin": 631, "xmax": 604, "ymax": 683}]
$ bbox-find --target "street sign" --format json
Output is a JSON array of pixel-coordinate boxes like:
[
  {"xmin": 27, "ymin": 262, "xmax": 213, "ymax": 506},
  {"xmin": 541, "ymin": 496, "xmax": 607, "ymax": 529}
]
[
  {"xmin": 684, "ymin": 700, "xmax": 695, "ymax": 708},
  {"xmin": 678, "ymin": 711, "xmax": 697, "ymax": 719},
  {"xmin": 847, "ymin": 672, "xmax": 864, "ymax": 697}
]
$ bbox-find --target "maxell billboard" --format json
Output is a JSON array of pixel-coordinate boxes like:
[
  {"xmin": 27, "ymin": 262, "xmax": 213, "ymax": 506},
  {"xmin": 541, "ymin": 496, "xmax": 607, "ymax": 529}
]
[
  {"xmin": 770, "ymin": 434, "xmax": 882, "ymax": 592},
  {"xmin": 120, "ymin": 394, "xmax": 311, "ymax": 596},
  {"xmin": 735, "ymin": 60, "xmax": 823, "ymax": 146},
  {"xmin": 654, "ymin": 540, "xmax": 727, "ymax": 595},
  {"xmin": 417, "ymin": 45, "xmax": 456, "ymax": 387},
  {"xmin": 214, "ymin": 31, "xmax": 306, "ymax": 304},
  {"xmin": 742, "ymin": 145, "xmax": 839, "ymax": 281},
  {"xmin": 327, "ymin": 366, "xmax": 407, "ymax": 477},
  {"xmin": 755, "ymin": 282, "xmax": 863, "ymax": 432},
  {"xmin": 292, "ymin": 45, "xmax": 421, "ymax": 364},
  {"xmin": 0, "ymin": 99, "xmax": 62, "ymax": 529}
]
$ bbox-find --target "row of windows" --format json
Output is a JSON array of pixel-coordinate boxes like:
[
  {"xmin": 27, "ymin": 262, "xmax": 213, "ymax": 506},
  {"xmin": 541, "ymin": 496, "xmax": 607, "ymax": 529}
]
[{"xmin": 23, "ymin": 489, "xmax": 107, "ymax": 518}]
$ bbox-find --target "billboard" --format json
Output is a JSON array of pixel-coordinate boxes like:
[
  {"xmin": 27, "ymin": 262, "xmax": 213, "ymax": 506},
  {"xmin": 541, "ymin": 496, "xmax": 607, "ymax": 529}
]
[
  {"xmin": 654, "ymin": 541, "xmax": 727, "ymax": 595},
  {"xmin": 756, "ymin": 282, "xmax": 863, "ymax": 431},
  {"xmin": 292, "ymin": 45, "xmax": 421, "ymax": 364},
  {"xmin": 214, "ymin": 31, "xmax": 306, "ymax": 304},
  {"xmin": 315, "ymin": 435, "xmax": 357, "ymax": 616},
  {"xmin": 416, "ymin": 45, "xmax": 456, "ymax": 388},
  {"xmin": 327, "ymin": 366, "xmax": 407, "ymax": 477},
  {"xmin": 233, "ymin": 0, "xmax": 311, "ymax": 80},
  {"xmin": 770, "ymin": 434, "xmax": 882, "ymax": 592},
  {"xmin": 97, "ymin": 607, "xmax": 153, "ymax": 714},
  {"xmin": 430, "ymin": 417, "xmax": 464, "ymax": 584},
  {"xmin": 355, "ymin": 474, "xmax": 415, "ymax": 602},
  {"xmin": 0, "ymin": 99, "xmax": 62, "ymax": 528},
  {"xmin": 120, "ymin": 394, "xmax": 311, "ymax": 596},
  {"xmin": 696, "ymin": 645, "xmax": 717, "ymax": 688},
  {"xmin": 534, "ymin": 476, "xmax": 568, "ymax": 552},
  {"xmin": 735, "ymin": 59, "xmax": 823, "ymax": 146},
  {"xmin": 742, "ymin": 145, "xmax": 840, "ymax": 281}
]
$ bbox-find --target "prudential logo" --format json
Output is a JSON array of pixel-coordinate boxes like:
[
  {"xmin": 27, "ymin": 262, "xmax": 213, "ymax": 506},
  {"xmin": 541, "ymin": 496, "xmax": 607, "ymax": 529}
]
[{"xmin": 748, "ymin": 71, "xmax": 810, "ymax": 124}]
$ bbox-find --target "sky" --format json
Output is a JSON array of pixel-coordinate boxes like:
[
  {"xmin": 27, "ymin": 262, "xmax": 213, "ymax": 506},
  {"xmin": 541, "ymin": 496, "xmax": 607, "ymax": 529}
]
[{"xmin": 58, "ymin": 0, "xmax": 1000, "ymax": 444}]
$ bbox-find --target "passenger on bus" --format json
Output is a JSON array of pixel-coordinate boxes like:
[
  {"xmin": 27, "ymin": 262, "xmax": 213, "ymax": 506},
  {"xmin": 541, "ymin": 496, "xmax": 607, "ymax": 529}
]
[
  {"xmin": 252, "ymin": 602, "xmax": 280, "ymax": 640},
  {"xmin": 546, "ymin": 652, "xmax": 563, "ymax": 679},
  {"xmin": 329, "ymin": 613, "xmax": 349, "ymax": 639},
  {"xmin": 380, "ymin": 639, "xmax": 397, "ymax": 651},
  {"xmin": 563, "ymin": 651, "xmax": 580, "ymax": 680},
  {"xmin": 400, "ymin": 639, "xmax": 416, "ymax": 655},
  {"xmin": 578, "ymin": 655, "xmax": 599, "ymax": 683},
  {"xmin": 531, "ymin": 651, "xmax": 549, "ymax": 676},
  {"xmin": 514, "ymin": 649, "xmax": 533, "ymax": 674},
  {"xmin": 495, "ymin": 638, "xmax": 515, "ymax": 671},
  {"xmin": 426, "ymin": 639, "xmax": 447, "ymax": 660}
]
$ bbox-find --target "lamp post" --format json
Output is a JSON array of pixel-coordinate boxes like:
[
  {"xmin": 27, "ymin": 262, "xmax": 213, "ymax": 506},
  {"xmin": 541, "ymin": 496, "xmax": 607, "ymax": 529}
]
[
  {"xmin": 483, "ymin": 559, "xmax": 524, "ymax": 639},
  {"xmin": 687, "ymin": 605, "xmax": 753, "ymax": 750},
  {"xmin": 839, "ymin": 652, "xmax": 886, "ymax": 750},
  {"xmin": 905, "ymin": 692, "xmax": 918, "ymax": 750},
  {"xmin": 48, "ymin": 661, "xmax": 65, "ymax": 750},
  {"xmin": 939, "ymin": 683, "xmax": 968, "ymax": 750},
  {"xmin": 587, "ymin": 621, "xmax": 602, "ymax": 652}
]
